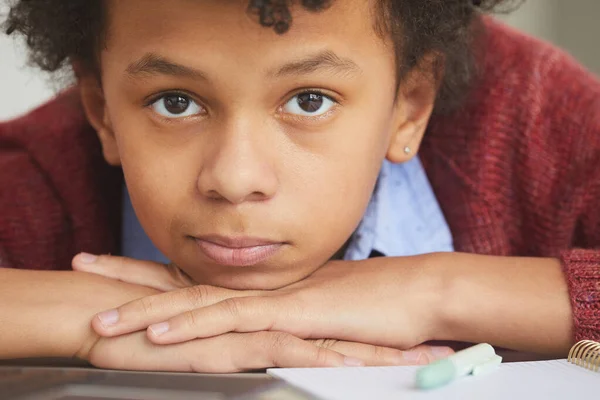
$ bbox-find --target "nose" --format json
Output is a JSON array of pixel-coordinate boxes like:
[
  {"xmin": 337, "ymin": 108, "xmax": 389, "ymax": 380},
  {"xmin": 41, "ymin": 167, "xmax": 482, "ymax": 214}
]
[{"xmin": 197, "ymin": 119, "xmax": 278, "ymax": 204}]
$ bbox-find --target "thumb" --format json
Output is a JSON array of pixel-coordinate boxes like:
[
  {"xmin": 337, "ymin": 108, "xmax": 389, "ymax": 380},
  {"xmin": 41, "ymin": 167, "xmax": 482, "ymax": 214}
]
[{"xmin": 72, "ymin": 253, "xmax": 193, "ymax": 292}]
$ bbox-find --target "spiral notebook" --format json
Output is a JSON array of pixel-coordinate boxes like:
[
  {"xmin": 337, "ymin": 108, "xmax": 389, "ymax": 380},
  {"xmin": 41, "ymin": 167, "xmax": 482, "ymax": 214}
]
[{"xmin": 268, "ymin": 341, "xmax": 600, "ymax": 400}]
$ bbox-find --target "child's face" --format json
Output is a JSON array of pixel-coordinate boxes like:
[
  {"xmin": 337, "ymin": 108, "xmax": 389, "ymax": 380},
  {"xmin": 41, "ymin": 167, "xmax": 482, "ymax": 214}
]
[{"xmin": 83, "ymin": 0, "xmax": 434, "ymax": 289}]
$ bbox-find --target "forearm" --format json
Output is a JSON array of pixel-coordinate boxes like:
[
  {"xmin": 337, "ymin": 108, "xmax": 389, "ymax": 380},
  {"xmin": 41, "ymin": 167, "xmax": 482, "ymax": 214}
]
[
  {"xmin": 0, "ymin": 268, "xmax": 158, "ymax": 360},
  {"xmin": 433, "ymin": 252, "xmax": 573, "ymax": 356}
]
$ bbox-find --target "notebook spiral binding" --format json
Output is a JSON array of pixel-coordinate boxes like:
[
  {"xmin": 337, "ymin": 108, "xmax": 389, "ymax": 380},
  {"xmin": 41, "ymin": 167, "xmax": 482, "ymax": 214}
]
[{"xmin": 567, "ymin": 340, "xmax": 600, "ymax": 372}]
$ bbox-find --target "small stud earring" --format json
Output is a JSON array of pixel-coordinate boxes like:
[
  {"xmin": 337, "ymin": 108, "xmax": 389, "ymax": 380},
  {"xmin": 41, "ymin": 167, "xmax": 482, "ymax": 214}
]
[{"xmin": 403, "ymin": 146, "xmax": 411, "ymax": 155}]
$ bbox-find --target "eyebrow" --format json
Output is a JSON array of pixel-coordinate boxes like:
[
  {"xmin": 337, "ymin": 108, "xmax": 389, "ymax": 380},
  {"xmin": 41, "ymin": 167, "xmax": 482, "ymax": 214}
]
[
  {"xmin": 126, "ymin": 53, "xmax": 208, "ymax": 80},
  {"xmin": 125, "ymin": 49, "xmax": 361, "ymax": 81},
  {"xmin": 271, "ymin": 50, "xmax": 362, "ymax": 78}
]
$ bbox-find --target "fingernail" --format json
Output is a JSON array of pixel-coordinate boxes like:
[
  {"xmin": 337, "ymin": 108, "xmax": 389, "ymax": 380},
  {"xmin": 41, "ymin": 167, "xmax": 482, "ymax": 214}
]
[
  {"xmin": 343, "ymin": 357, "xmax": 365, "ymax": 367},
  {"xmin": 149, "ymin": 322, "xmax": 170, "ymax": 337},
  {"xmin": 417, "ymin": 353, "xmax": 430, "ymax": 365},
  {"xmin": 431, "ymin": 346, "xmax": 452, "ymax": 358},
  {"xmin": 79, "ymin": 253, "xmax": 98, "ymax": 264},
  {"xmin": 97, "ymin": 309, "xmax": 119, "ymax": 327},
  {"xmin": 402, "ymin": 351, "xmax": 422, "ymax": 362}
]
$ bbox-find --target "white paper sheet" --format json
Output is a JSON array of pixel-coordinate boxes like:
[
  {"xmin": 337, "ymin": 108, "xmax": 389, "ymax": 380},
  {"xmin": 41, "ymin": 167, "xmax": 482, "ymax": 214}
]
[{"xmin": 268, "ymin": 359, "xmax": 599, "ymax": 400}]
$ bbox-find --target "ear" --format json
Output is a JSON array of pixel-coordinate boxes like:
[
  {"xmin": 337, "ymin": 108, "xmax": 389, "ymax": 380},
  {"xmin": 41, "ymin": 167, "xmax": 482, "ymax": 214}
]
[
  {"xmin": 386, "ymin": 55, "xmax": 438, "ymax": 164},
  {"xmin": 74, "ymin": 63, "xmax": 121, "ymax": 166}
]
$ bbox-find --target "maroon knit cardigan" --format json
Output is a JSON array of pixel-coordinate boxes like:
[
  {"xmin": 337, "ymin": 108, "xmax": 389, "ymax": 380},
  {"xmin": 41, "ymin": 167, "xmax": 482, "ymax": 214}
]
[{"xmin": 1, "ymin": 19, "xmax": 599, "ymax": 342}]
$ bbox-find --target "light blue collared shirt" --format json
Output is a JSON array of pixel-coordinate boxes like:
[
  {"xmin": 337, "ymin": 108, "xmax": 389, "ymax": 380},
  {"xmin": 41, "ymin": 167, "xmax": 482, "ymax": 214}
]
[{"xmin": 121, "ymin": 157, "xmax": 454, "ymax": 263}]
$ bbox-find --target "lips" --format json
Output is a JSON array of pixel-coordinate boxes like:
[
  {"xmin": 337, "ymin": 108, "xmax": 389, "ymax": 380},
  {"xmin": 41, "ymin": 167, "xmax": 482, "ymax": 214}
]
[{"xmin": 195, "ymin": 236, "xmax": 284, "ymax": 267}]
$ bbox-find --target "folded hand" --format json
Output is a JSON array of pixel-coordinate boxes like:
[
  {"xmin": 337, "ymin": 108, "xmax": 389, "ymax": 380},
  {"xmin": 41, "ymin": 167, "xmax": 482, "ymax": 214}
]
[{"xmin": 73, "ymin": 253, "xmax": 452, "ymax": 370}]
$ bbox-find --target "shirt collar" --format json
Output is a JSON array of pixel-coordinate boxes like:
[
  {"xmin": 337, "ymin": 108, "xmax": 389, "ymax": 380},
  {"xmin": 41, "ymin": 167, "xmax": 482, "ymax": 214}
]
[{"xmin": 343, "ymin": 157, "xmax": 454, "ymax": 260}]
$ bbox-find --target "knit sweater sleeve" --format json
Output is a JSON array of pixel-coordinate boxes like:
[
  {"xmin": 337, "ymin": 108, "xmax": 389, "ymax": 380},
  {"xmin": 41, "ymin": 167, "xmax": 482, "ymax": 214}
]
[
  {"xmin": 554, "ymin": 61, "xmax": 600, "ymax": 342},
  {"xmin": 560, "ymin": 152, "xmax": 600, "ymax": 341},
  {"xmin": 0, "ymin": 246, "xmax": 12, "ymax": 268},
  {"xmin": 0, "ymin": 118, "xmax": 74, "ymax": 270},
  {"xmin": 561, "ymin": 250, "xmax": 600, "ymax": 341}
]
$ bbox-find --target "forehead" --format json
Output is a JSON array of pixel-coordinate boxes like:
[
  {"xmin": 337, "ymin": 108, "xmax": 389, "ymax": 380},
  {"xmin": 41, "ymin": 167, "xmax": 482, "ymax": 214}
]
[{"xmin": 102, "ymin": 0, "xmax": 394, "ymax": 78}]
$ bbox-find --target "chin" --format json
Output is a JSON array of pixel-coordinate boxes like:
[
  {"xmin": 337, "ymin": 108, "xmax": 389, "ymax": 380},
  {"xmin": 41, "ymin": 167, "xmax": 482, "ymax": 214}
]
[{"xmin": 184, "ymin": 264, "xmax": 314, "ymax": 290}]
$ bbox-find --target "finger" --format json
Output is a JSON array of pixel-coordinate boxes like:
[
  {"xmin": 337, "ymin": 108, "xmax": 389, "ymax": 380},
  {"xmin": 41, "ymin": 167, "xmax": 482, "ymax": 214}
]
[
  {"xmin": 310, "ymin": 340, "xmax": 454, "ymax": 366},
  {"xmin": 87, "ymin": 331, "xmax": 197, "ymax": 372},
  {"xmin": 88, "ymin": 331, "xmax": 235, "ymax": 373},
  {"xmin": 146, "ymin": 297, "xmax": 278, "ymax": 344},
  {"xmin": 244, "ymin": 332, "xmax": 362, "ymax": 370},
  {"xmin": 92, "ymin": 285, "xmax": 255, "ymax": 337},
  {"xmin": 72, "ymin": 253, "xmax": 188, "ymax": 291},
  {"xmin": 89, "ymin": 332, "xmax": 359, "ymax": 373}
]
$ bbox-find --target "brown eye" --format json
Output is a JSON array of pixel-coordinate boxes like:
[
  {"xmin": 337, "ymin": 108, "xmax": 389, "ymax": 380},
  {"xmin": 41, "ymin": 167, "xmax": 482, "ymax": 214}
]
[
  {"xmin": 150, "ymin": 93, "xmax": 203, "ymax": 118},
  {"xmin": 283, "ymin": 91, "xmax": 335, "ymax": 116},
  {"xmin": 164, "ymin": 95, "xmax": 190, "ymax": 114},
  {"xmin": 297, "ymin": 93, "xmax": 323, "ymax": 113}
]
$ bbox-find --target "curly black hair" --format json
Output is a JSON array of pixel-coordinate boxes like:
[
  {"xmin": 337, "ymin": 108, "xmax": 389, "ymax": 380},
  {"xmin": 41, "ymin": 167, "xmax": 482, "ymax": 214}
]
[{"xmin": 3, "ymin": 0, "xmax": 519, "ymax": 113}]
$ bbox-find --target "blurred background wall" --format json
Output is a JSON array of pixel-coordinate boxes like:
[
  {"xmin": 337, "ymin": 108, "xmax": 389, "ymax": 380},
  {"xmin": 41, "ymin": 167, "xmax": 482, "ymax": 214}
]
[
  {"xmin": 1, "ymin": 0, "xmax": 599, "ymax": 121},
  {"xmin": 498, "ymin": 0, "xmax": 600, "ymax": 75}
]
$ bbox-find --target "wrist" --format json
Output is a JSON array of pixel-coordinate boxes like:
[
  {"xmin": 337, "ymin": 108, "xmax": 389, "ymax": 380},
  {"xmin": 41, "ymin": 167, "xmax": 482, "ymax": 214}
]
[
  {"xmin": 374, "ymin": 252, "xmax": 451, "ymax": 345},
  {"xmin": 417, "ymin": 252, "xmax": 457, "ymax": 343},
  {"xmin": 427, "ymin": 253, "xmax": 573, "ymax": 354},
  {"xmin": 71, "ymin": 273, "xmax": 161, "ymax": 360},
  {"xmin": 0, "ymin": 269, "xmax": 97, "ymax": 359},
  {"xmin": 428, "ymin": 252, "xmax": 470, "ymax": 342},
  {"xmin": 0, "ymin": 268, "xmax": 158, "ymax": 360}
]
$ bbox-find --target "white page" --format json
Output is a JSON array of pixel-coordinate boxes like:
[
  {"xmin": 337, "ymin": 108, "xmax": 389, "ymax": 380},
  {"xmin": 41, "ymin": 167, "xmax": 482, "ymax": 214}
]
[{"xmin": 268, "ymin": 359, "xmax": 599, "ymax": 400}]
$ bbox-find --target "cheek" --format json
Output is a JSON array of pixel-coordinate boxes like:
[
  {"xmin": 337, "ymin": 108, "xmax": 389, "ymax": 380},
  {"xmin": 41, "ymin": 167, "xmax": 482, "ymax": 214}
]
[
  {"xmin": 108, "ymin": 102, "xmax": 200, "ymax": 250},
  {"xmin": 287, "ymin": 113, "xmax": 392, "ymax": 251}
]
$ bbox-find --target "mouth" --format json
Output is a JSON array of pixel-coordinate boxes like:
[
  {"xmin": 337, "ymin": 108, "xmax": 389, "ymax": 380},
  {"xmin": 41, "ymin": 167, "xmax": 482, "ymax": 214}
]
[{"xmin": 194, "ymin": 235, "xmax": 285, "ymax": 267}]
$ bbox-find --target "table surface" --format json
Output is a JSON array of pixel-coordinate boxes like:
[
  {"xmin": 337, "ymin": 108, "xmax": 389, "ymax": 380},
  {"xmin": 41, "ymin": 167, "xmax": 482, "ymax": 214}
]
[
  {"xmin": 0, "ymin": 349, "xmax": 558, "ymax": 370},
  {"xmin": 0, "ymin": 352, "xmax": 560, "ymax": 400}
]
